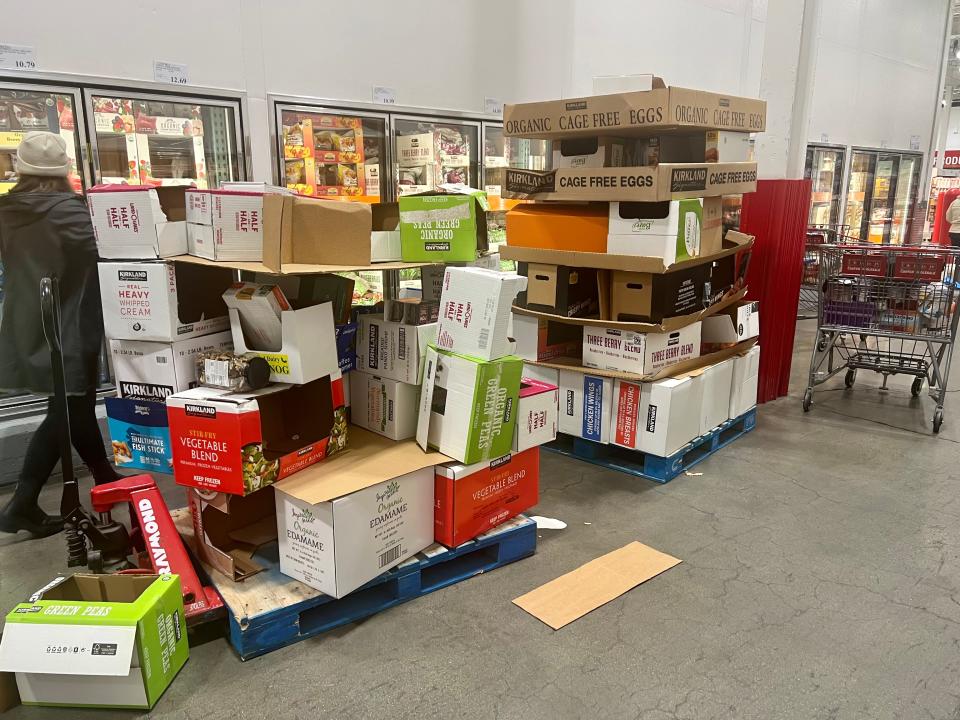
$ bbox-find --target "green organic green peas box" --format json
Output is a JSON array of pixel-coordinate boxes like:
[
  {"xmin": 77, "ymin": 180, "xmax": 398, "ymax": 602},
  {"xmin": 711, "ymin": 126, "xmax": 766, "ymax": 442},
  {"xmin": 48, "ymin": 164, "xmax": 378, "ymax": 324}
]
[
  {"xmin": 0, "ymin": 574, "xmax": 188, "ymax": 710},
  {"xmin": 399, "ymin": 187, "xmax": 490, "ymax": 262}
]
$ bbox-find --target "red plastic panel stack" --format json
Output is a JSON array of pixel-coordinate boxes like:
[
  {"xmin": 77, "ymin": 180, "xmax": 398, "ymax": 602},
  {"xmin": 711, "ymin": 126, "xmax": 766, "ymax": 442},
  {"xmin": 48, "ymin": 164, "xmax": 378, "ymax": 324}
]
[{"xmin": 740, "ymin": 179, "xmax": 812, "ymax": 403}]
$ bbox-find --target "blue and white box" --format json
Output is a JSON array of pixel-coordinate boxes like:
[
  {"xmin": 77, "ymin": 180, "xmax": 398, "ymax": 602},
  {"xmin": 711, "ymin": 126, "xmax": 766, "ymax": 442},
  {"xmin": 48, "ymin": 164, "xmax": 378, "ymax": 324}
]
[
  {"xmin": 105, "ymin": 397, "xmax": 173, "ymax": 474},
  {"xmin": 558, "ymin": 370, "xmax": 613, "ymax": 444}
]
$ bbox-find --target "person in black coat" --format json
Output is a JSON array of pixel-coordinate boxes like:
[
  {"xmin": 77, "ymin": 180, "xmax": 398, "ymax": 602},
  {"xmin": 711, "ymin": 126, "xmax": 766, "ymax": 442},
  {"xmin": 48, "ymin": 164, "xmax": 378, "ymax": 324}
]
[{"xmin": 0, "ymin": 131, "xmax": 119, "ymax": 537}]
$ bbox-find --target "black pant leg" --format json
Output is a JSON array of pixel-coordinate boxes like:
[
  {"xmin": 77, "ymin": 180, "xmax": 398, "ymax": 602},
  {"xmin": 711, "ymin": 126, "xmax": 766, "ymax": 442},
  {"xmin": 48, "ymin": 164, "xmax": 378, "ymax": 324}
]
[{"xmin": 12, "ymin": 398, "xmax": 64, "ymax": 510}]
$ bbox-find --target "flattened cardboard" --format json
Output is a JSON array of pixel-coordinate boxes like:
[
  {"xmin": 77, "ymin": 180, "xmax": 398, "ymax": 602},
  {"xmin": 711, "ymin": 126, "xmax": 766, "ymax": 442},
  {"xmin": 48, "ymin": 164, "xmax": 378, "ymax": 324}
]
[
  {"xmin": 501, "ymin": 230, "xmax": 754, "ymax": 275},
  {"xmin": 276, "ymin": 427, "xmax": 448, "ymax": 505},
  {"xmin": 527, "ymin": 337, "xmax": 758, "ymax": 383},
  {"xmin": 513, "ymin": 541, "xmax": 682, "ymax": 629},
  {"xmin": 503, "ymin": 162, "xmax": 757, "ymax": 202},
  {"xmin": 503, "ymin": 81, "xmax": 766, "ymax": 139}
]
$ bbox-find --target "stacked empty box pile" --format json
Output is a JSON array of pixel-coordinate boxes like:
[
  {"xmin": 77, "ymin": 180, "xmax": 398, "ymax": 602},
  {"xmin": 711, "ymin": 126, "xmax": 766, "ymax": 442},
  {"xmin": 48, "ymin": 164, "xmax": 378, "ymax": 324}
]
[{"xmin": 501, "ymin": 76, "xmax": 765, "ymax": 467}]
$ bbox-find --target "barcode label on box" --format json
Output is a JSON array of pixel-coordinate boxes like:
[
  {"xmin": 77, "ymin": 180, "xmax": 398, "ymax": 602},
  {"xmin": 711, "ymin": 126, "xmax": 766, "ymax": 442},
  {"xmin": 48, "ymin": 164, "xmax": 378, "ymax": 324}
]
[
  {"xmin": 379, "ymin": 545, "xmax": 402, "ymax": 568},
  {"xmin": 155, "ymin": 356, "xmax": 168, "ymax": 364},
  {"xmin": 204, "ymin": 359, "xmax": 229, "ymax": 388},
  {"xmin": 478, "ymin": 327, "xmax": 490, "ymax": 350}
]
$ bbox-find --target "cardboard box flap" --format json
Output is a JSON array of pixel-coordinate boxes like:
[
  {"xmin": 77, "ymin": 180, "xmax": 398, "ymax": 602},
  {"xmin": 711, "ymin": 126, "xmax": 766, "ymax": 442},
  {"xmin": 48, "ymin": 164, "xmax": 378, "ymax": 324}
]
[
  {"xmin": 513, "ymin": 541, "xmax": 681, "ymax": 629},
  {"xmin": 276, "ymin": 427, "xmax": 448, "ymax": 504},
  {"xmin": 503, "ymin": 231, "xmax": 754, "ymax": 274},
  {"xmin": 514, "ymin": 286, "xmax": 748, "ymax": 333},
  {"xmin": 528, "ymin": 337, "xmax": 757, "ymax": 382},
  {"xmin": 0, "ymin": 623, "xmax": 136, "ymax": 676}
]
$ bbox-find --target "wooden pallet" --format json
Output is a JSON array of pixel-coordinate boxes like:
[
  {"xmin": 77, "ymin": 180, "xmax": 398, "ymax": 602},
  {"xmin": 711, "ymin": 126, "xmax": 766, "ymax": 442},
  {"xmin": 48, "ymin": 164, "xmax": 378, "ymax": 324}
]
[
  {"xmin": 543, "ymin": 408, "xmax": 757, "ymax": 483},
  {"xmin": 174, "ymin": 511, "xmax": 536, "ymax": 660}
]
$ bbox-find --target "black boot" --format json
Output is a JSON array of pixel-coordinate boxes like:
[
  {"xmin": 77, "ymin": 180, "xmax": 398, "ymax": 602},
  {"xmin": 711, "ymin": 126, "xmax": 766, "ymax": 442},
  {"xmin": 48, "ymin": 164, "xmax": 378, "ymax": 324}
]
[{"xmin": 0, "ymin": 492, "xmax": 64, "ymax": 538}]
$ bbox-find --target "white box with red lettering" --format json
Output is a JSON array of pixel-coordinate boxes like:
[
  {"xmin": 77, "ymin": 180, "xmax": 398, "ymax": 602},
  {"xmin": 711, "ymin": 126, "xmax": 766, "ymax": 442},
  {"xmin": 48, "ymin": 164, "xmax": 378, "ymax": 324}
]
[
  {"xmin": 582, "ymin": 322, "xmax": 702, "ymax": 375},
  {"xmin": 98, "ymin": 261, "xmax": 231, "ymax": 342},
  {"xmin": 435, "ymin": 267, "xmax": 527, "ymax": 360},
  {"xmin": 88, "ymin": 185, "xmax": 187, "ymax": 259},
  {"xmin": 185, "ymin": 189, "xmax": 212, "ymax": 224},
  {"xmin": 513, "ymin": 378, "xmax": 558, "ymax": 452}
]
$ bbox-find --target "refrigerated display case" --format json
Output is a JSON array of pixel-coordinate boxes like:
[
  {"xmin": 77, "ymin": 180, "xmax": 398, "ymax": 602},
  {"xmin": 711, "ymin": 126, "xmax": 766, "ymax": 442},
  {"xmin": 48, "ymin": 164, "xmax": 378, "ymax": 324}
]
[
  {"xmin": 0, "ymin": 82, "xmax": 87, "ymax": 194},
  {"xmin": 843, "ymin": 148, "xmax": 922, "ymax": 244},
  {"xmin": 87, "ymin": 90, "xmax": 242, "ymax": 189},
  {"xmin": 277, "ymin": 106, "xmax": 388, "ymax": 199},
  {"xmin": 393, "ymin": 116, "xmax": 479, "ymax": 196},
  {"xmin": 804, "ymin": 144, "xmax": 845, "ymax": 227}
]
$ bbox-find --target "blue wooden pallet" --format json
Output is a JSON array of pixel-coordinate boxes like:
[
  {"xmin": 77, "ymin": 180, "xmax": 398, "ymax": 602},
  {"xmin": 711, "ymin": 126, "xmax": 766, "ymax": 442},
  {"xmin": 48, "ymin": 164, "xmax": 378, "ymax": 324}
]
[
  {"xmin": 214, "ymin": 516, "xmax": 536, "ymax": 660},
  {"xmin": 544, "ymin": 408, "xmax": 757, "ymax": 484}
]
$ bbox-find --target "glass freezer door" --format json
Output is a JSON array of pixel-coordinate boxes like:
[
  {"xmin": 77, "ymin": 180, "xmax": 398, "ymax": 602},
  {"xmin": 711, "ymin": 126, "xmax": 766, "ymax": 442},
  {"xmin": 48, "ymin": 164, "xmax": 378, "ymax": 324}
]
[
  {"xmin": 844, "ymin": 150, "xmax": 877, "ymax": 241},
  {"xmin": 891, "ymin": 153, "xmax": 921, "ymax": 245},
  {"xmin": 278, "ymin": 106, "xmax": 388, "ymax": 200},
  {"xmin": 0, "ymin": 83, "xmax": 87, "ymax": 194},
  {"xmin": 87, "ymin": 90, "xmax": 243, "ymax": 188},
  {"xmin": 393, "ymin": 116, "xmax": 479, "ymax": 196},
  {"xmin": 804, "ymin": 145, "xmax": 845, "ymax": 228},
  {"xmin": 866, "ymin": 153, "xmax": 899, "ymax": 244}
]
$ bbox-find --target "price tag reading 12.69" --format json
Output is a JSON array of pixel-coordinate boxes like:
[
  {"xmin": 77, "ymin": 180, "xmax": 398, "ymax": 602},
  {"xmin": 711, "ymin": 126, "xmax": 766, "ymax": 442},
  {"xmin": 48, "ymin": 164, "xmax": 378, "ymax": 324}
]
[
  {"xmin": 153, "ymin": 60, "xmax": 189, "ymax": 86},
  {"xmin": 0, "ymin": 44, "xmax": 36, "ymax": 71}
]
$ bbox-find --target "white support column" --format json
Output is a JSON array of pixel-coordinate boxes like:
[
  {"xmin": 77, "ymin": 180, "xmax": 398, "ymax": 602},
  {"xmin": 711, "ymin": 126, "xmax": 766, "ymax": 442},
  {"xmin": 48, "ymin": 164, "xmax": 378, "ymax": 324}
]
[
  {"xmin": 239, "ymin": 0, "xmax": 274, "ymax": 183},
  {"xmin": 754, "ymin": 0, "xmax": 820, "ymax": 180}
]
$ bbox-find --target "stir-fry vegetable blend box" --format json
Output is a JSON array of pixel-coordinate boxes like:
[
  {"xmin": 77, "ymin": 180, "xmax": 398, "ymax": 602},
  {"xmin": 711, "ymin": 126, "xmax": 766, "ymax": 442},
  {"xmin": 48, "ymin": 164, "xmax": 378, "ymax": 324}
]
[{"xmin": 166, "ymin": 374, "xmax": 348, "ymax": 496}]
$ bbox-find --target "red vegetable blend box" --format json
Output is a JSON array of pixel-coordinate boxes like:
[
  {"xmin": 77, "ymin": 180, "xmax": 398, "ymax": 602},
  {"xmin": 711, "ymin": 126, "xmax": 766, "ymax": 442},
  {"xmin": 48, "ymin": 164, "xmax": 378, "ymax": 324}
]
[
  {"xmin": 434, "ymin": 447, "xmax": 539, "ymax": 547},
  {"xmin": 166, "ymin": 374, "xmax": 347, "ymax": 496}
]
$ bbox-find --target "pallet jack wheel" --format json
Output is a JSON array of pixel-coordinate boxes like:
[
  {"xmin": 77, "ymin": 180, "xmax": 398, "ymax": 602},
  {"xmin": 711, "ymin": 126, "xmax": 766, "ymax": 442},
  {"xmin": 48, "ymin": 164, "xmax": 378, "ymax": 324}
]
[
  {"xmin": 844, "ymin": 369, "xmax": 856, "ymax": 388},
  {"xmin": 934, "ymin": 408, "xmax": 944, "ymax": 434},
  {"xmin": 911, "ymin": 377, "xmax": 923, "ymax": 397},
  {"xmin": 802, "ymin": 389, "xmax": 813, "ymax": 412}
]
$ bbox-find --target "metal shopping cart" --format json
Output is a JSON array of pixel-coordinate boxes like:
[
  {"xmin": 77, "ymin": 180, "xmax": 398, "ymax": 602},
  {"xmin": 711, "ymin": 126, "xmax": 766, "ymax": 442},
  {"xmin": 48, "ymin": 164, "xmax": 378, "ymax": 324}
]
[
  {"xmin": 803, "ymin": 243, "xmax": 960, "ymax": 433},
  {"xmin": 799, "ymin": 224, "xmax": 851, "ymax": 318}
]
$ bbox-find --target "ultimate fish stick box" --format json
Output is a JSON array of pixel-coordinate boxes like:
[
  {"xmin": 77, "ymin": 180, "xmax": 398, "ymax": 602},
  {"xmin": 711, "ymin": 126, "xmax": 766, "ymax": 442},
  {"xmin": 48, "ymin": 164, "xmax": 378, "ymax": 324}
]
[{"xmin": 167, "ymin": 374, "xmax": 348, "ymax": 496}]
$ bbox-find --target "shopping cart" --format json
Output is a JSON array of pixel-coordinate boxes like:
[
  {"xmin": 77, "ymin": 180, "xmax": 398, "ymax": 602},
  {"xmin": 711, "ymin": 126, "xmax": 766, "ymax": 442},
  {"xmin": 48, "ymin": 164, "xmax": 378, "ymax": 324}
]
[
  {"xmin": 803, "ymin": 243, "xmax": 960, "ymax": 433},
  {"xmin": 799, "ymin": 224, "xmax": 851, "ymax": 319}
]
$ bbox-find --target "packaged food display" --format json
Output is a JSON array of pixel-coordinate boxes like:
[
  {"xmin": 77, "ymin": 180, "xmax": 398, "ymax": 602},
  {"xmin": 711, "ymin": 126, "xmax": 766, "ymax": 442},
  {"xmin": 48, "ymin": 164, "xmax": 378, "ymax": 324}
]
[
  {"xmin": 280, "ymin": 111, "xmax": 369, "ymax": 197},
  {"xmin": 196, "ymin": 351, "xmax": 272, "ymax": 392}
]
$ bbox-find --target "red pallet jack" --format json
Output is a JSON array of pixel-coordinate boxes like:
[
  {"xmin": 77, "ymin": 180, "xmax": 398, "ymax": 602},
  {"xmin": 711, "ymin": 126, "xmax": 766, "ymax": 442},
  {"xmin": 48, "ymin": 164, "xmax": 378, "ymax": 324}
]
[{"xmin": 40, "ymin": 277, "xmax": 223, "ymax": 626}]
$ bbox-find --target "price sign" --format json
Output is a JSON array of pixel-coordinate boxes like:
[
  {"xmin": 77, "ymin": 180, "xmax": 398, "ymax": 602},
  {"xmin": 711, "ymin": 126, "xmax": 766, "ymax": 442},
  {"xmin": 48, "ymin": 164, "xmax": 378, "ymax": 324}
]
[
  {"xmin": 910, "ymin": 135, "xmax": 921, "ymax": 151},
  {"xmin": 484, "ymin": 97, "xmax": 504, "ymax": 116},
  {"xmin": 154, "ymin": 61, "xmax": 189, "ymax": 86},
  {"xmin": 0, "ymin": 44, "xmax": 36, "ymax": 71},
  {"xmin": 373, "ymin": 86, "xmax": 397, "ymax": 105},
  {"xmin": 820, "ymin": 133, "xmax": 829, "ymax": 144}
]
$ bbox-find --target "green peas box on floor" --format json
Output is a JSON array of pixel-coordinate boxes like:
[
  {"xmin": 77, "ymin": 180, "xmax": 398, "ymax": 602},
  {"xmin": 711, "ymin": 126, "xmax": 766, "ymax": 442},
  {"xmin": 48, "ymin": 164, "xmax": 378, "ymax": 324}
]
[
  {"xmin": 0, "ymin": 574, "xmax": 188, "ymax": 710},
  {"xmin": 399, "ymin": 185, "xmax": 489, "ymax": 262}
]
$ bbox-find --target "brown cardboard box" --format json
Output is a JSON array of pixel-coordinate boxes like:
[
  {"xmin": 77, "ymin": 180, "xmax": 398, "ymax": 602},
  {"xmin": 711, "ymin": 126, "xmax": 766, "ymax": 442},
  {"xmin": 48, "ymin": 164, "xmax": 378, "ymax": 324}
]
[
  {"xmin": 518, "ymin": 263, "xmax": 601, "ymax": 318},
  {"xmin": 607, "ymin": 264, "xmax": 712, "ymax": 323},
  {"xmin": 504, "ymin": 161, "xmax": 757, "ymax": 202},
  {"xmin": 504, "ymin": 79, "xmax": 766, "ymax": 139},
  {"xmin": 187, "ymin": 487, "xmax": 278, "ymax": 581},
  {"xmin": 262, "ymin": 195, "xmax": 400, "ymax": 270}
]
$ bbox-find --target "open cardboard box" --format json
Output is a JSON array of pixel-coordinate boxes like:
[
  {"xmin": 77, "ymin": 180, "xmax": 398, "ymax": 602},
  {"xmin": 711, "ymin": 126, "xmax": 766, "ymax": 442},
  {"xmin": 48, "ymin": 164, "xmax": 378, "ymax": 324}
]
[
  {"xmin": 89, "ymin": 185, "xmax": 188, "ymax": 259},
  {"xmin": 274, "ymin": 428, "xmax": 447, "ymax": 598},
  {"xmin": 503, "ymin": 77, "xmax": 766, "ymax": 139},
  {"xmin": 227, "ymin": 298, "xmax": 340, "ymax": 385},
  {"xmin": 528, "ymin": 336, "xmax": 758, "ymax": 383},
  {"xmin": 167, "ymin": 374, "xmax": 348, "ymax": 496},
  {"xmin": 98, "ymin": 260, "xmax": 234, "ymax": 342},
  {"xmin": 260, "ymin": 194, "xmax": 402, "ymax": 270},
  {"xmin": 0, "ymin": 574, "xmax": 188, "ymax": 710},
  {"xmin": 187, "ymin": 486, "xmax": 277, "ymax": 581}
]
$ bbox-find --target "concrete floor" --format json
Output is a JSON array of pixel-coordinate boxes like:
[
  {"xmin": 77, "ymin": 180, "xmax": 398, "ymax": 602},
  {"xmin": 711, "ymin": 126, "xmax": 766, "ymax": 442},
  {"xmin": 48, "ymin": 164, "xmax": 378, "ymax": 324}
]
[{"xmin": 4, "ymin": 319, "xmax": 960, "ymax": 719}]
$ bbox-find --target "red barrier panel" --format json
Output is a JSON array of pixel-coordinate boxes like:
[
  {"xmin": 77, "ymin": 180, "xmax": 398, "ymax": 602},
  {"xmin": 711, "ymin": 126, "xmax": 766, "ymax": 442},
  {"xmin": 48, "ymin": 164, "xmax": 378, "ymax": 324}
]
[{"xmin": 740, "ymin": 179, "xmax": 811, "ymax": 403}]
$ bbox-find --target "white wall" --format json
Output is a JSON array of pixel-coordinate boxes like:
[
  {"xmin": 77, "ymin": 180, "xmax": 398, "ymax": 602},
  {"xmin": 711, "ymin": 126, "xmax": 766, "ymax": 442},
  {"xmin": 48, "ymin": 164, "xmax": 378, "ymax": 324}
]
[
  {"xmin": 944, "ymin": 104, "xmax": 960, "ymax": 151},
  {"xmin": 3, "ymin": 0, "xmax": 948, "ymax": 181},
  {"xmin": 806, "ymin": 0, "xmax": 946, "ymax": 152}
]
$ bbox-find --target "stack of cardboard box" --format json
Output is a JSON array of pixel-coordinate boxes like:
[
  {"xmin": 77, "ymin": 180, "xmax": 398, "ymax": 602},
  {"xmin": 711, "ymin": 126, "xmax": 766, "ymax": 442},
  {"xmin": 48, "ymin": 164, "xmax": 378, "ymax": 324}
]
[
  {"xmin": 414, "ymin": 266, "xmax": 557, "ymax": 547},
  {"xmin": 500, "ymin": 77, "xmax": 766, "ymax": 459}
]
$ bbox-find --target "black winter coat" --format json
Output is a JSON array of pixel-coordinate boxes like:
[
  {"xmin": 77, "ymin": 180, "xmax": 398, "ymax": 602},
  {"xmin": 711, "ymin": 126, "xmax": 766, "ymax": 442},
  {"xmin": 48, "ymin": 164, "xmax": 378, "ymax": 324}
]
[{"xmin": 0, "ymin": 192, "xmax": 103, "ymax": 396}]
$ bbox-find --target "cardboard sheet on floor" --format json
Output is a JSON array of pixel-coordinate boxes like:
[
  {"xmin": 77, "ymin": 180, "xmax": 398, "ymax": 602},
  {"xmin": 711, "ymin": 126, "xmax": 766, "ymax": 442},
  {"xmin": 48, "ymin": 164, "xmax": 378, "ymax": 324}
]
[{"xmin": 513, "ymin": 541, "xmax": 681, "ymax": 629}]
